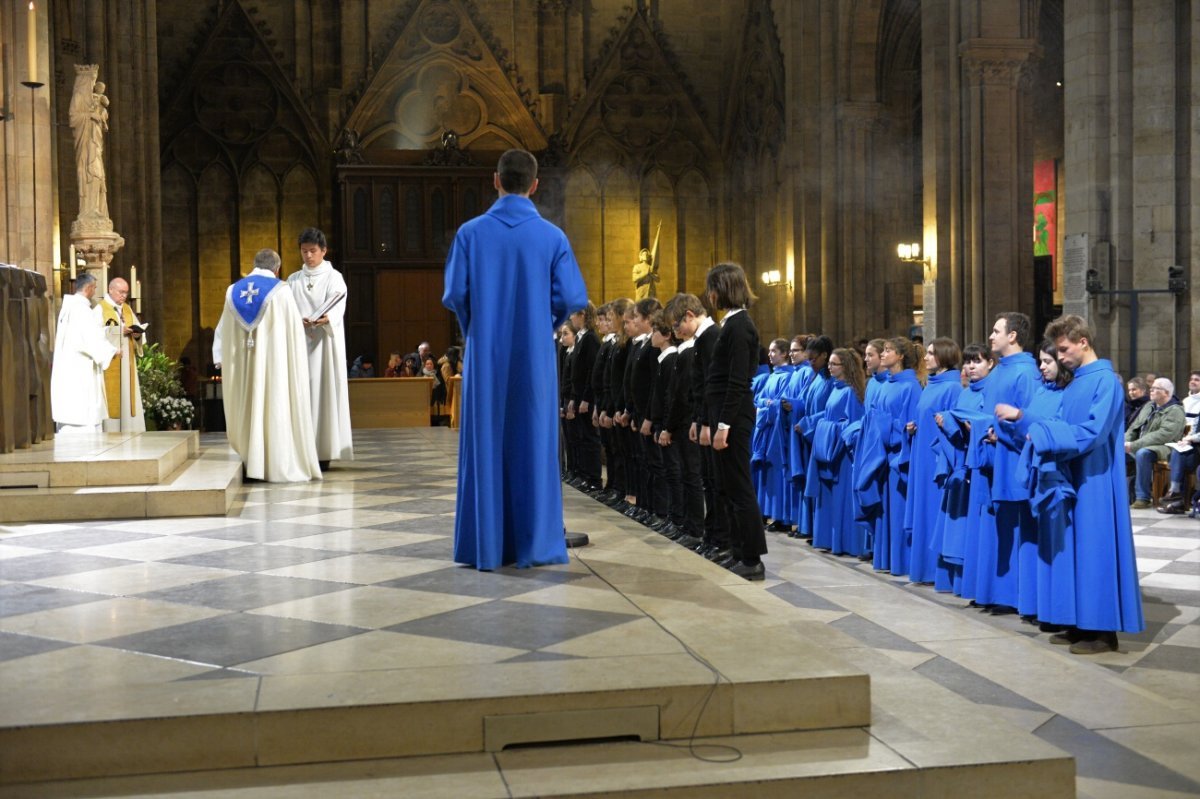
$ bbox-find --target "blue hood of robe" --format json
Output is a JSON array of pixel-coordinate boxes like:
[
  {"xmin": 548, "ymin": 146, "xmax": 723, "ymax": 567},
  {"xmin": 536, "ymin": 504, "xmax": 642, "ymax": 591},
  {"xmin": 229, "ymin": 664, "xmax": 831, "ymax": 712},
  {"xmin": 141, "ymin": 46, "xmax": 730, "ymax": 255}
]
[{"xmin": 487, "ymin": 195, "xmax": 541, "ymax": 228}]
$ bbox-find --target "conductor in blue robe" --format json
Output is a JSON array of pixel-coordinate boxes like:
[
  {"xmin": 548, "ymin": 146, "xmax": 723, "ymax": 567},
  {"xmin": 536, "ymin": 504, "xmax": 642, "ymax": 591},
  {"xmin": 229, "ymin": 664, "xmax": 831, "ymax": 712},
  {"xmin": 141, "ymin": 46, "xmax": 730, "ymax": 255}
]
[
  {"xmin": 443, "ymin": 149, "xmax": 589, "ymax": 570},
  {"xmin": 997, "ymin": 315, "xmax": 1143, "ymax": 654}
]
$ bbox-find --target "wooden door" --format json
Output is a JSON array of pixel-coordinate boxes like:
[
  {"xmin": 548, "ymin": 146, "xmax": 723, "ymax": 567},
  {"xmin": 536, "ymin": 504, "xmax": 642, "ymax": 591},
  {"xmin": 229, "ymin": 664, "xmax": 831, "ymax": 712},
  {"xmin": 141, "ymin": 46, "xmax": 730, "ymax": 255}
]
[{"xmin": 375, "ymin": 269, "xmax": 454, "ymax": 362}]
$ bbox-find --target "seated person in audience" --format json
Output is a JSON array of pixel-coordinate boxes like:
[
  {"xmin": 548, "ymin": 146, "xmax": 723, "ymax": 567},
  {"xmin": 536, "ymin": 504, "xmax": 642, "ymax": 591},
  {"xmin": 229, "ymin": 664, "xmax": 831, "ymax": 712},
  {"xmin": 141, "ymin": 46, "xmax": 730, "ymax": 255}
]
[
  {"xmin": 1125, "ymin": 376, "xmax": 1149, "ymax": 429},
  {"xmin": 1125, "ymin": 377, "xmax": 1185, "ymax": 509},
  {"xmin": 400, "ymin": 353, "xmax": 419, "ymax": 377},
  {"xmin": 384, "ymin": 351, "xmax": 403, "ymax": 377},
  {"xmin": 1158, "ymin": 370, "xmax": 1200, "ymax": 513},
  {"xmin": 349, "ymin": 355, "xmax": 375, "ymax": 378}
]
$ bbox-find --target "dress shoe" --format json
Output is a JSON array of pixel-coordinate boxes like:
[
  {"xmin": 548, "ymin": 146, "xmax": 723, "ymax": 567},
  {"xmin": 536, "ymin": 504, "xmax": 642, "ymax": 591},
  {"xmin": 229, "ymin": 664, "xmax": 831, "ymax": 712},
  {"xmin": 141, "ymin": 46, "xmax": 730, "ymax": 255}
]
[
  {"xmin": 730, "ymin": 560, "xmax": 765, "ymax": 581},
  {"xmin": 677, "ymin": 534, "xmax": 704, "ymax": 550},
  {"xmin": 857, "ymin": 551, "xmax": 873, "ymax": 561},
  {"xmin": 1069, "ymin": 632, "xmax": 1118, "ymax": 655},
  {"xmin": 1049, "ymin": 628, "xmax": 1082, "ymax": 646},
  {"xmin": 634, "ymin": 508, "xmax": 655, "ymax": 525},
  {"xmin": 706, "ymin": 547, "xmax": 733, "ymax": 563},
  {"xmin": 1038, "ymin": 622, "xmax": 1067, "ymax": 633},
  {"xmin": 1157, "ymin": 498, "xmax": 1187, "ymax": 515},
  {"xmin": 612, "ymin": 499, "xmax": 631, "ymax": 512},
  {"xmin": 765, "ymin": 520, "xmax": 789, "ymax": 532},
  {"xmin": 716, "ymin": 554, "xmax": 740, "ymax": 569},
  {"xmin": 1130, "ymin": 498, "xmax": 1152, "ymax": 509}
]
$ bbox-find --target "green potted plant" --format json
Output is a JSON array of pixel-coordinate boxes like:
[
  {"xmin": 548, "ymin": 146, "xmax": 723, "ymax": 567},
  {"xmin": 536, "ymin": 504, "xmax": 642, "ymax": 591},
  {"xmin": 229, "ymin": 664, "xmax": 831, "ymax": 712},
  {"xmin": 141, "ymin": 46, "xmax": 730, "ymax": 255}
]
[{"xmin": 137, "ymin": 343, "xmax": 194, "ymax": 430}]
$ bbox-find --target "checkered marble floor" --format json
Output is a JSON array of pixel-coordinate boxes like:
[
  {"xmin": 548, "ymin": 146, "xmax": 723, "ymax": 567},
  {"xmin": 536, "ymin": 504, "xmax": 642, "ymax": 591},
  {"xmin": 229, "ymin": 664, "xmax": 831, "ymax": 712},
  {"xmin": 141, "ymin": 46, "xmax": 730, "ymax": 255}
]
[{"xmin": 1, "ymin": 428, "xmax": 1197, "ymax": 798}]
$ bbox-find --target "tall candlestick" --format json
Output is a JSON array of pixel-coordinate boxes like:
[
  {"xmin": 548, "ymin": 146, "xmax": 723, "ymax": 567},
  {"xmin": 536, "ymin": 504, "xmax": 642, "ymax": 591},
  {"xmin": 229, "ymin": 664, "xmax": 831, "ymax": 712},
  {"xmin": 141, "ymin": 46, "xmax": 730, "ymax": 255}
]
[
  {"xmin": 68, "ymin": 245, "xmax": 76, "ymax": 280},
  {"xmin": 130, "ymin": 264, "xmax": 137, "ymax": 293},
  {"xmin": 27, "ymin": 3, "xmax": 37, "ymax": 85}
]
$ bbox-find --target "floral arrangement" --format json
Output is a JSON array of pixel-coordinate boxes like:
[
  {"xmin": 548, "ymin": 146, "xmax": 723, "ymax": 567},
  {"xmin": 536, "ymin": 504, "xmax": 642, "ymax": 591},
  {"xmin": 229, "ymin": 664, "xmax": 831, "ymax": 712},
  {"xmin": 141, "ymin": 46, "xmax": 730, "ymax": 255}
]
[{"xmin": 149, "ymin": 395, "xmax": 195, "ymax": 428}]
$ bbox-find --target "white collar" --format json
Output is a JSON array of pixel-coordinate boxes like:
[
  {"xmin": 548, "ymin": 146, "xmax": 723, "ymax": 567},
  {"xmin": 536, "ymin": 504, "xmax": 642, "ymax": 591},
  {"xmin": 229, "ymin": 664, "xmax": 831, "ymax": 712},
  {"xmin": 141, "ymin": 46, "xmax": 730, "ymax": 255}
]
[
  {"xmin": 694, "ymin": 316, "xmax": 716, "ymax": 336},
  {"xmin": 657, "ymin": 346, "xmax": 677, "ymax": 363},
  {"xmin": 634, "ymin": 333, "xmax": 650, "ymax": 343},
  {"xmin": 301, "ymin": 260, "xmax": 332, "ymax": 276},
  {"xmin": 248, "ymin": 267, "xmax": 277, "ymax": 278},
  {"xmin": 103, "ymin": 294, "xmax": 122, "ymax": 308},
  {"xmin": 720, "ymin": 308, "xmax": 745, "ymax": 326},
  {"xmin": 676, "ymin": 337, "xmax": 696, "ymax": 352},
  {"xmin": 603, "ymin": 333, "xmax": 617, "ymax": 343}
]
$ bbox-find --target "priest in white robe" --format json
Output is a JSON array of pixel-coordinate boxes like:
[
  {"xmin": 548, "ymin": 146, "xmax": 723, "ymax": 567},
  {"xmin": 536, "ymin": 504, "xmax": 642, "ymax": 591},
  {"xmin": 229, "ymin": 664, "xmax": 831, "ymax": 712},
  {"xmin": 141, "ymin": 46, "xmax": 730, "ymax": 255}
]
[
  {"xmin": 94, "ymin": 277, "xmax": 146, "ymax": 432},
  {"xmin": 286, "ymin": 227, "xmax": 353, "ymax": 469},
  {"xmin": 213, "ymin": 248, "xmax": 321, "ymax": 483},
  {"xmin": 51, "ymin": 273, "xmax": 118, "ymax": 434}
]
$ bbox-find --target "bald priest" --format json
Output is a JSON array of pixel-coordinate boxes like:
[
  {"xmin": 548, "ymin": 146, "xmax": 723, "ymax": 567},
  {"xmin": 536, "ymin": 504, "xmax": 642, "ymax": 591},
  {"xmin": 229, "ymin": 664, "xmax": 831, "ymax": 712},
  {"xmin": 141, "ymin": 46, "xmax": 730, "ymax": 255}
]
[{"xmin": 212, "ymin": 248, "xmax": 321, "ymax": 482}]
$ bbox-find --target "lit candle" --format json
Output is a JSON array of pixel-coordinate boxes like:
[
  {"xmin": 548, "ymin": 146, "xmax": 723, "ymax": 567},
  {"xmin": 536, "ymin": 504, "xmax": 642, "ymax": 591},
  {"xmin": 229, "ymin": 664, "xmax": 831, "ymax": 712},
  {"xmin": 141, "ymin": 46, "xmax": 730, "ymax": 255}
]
[
  {"xmin": 27, "ymin": 2, "xmax": 36, "ymax": 85},
  {"xmin": 68, "ymin": 245, "xmax": 76, "ymax": 280},
  {"xmin": 130, "ymin": 264, "xmax": 137, "ymax": 293}
]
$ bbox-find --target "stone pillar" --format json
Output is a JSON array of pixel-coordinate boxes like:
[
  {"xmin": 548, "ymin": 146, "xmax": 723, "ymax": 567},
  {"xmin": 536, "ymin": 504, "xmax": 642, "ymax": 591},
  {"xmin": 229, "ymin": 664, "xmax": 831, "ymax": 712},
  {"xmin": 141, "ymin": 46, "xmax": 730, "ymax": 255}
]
[
  {"xmin": 959, "ymin": 38, "xmax": 1040, "ymax": 335},
  {"xmin": 836, "ymin": 101, "xmax": 883, "ymax": 341}
]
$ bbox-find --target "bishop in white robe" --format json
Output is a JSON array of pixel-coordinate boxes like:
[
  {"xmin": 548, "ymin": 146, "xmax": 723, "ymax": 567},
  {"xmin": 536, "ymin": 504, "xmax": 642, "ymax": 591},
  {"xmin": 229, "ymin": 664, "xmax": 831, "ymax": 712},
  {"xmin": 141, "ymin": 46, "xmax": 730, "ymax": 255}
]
[
  {"xmin": 286, "ymin": 228, "xmax": 353, "ymax": 468},
  {"xmin": 213, "ymin": 248, "xmax": 321, "ymax": 483},
  {"xmin": 51, "ymin": 274, "xmax": 118, "ymax": 433},
  {"xmin": 94, "ymin": 277, "xmax": 146, "ymax": 432}
]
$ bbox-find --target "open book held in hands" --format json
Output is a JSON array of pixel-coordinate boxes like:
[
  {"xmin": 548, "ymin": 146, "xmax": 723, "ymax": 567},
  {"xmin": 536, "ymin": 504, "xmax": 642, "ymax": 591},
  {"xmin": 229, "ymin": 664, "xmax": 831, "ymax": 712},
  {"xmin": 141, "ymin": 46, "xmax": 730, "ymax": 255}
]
[
  {"xmin": 1167, "ymin": 441, "xmax": 1194, "ymax": 454},
  {"xmin": 305, "ymin": 291, "xmax": 345, "ymax": 323}
]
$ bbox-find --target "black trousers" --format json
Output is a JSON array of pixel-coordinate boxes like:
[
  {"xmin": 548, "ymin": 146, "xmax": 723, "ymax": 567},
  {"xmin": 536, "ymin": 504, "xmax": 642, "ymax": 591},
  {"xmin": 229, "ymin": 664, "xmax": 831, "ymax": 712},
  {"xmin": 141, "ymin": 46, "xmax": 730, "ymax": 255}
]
[
  {"xmin": 658, "ymin": 434, "xmax": 682, "ymax": 523},
  {"xmin": 639, "ymin": 427, "xmax": 666, "ymax": 514},
  {"xmin": 600, "ymin": 424, "xmax": 622, "ymax": 492},
  {"xmin": 700, "ymin": 439, "xmax": 729, "ymax": 547},
  {"xmin": 675, "ymin": 433, "xmax": 704, "ymax": 536},
  {"xmin": 714, "ymin": 425, "xmax": 767, "ymax": 561},
  {"xmin": 622, "ymin": 424, "xmax": 643, "ymax": 500},
  {"xmin": 574, "ymin": 414, "xmax": 602, "ymax": 485}
]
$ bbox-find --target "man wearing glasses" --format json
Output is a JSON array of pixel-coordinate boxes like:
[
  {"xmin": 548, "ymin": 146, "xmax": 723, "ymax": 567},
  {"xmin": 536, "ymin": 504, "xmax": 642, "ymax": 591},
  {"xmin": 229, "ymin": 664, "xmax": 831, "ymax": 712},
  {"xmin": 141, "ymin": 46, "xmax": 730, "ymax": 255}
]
[
  {"xmin": 94, "ymin": 277, "xmax": 146, "ymax": 432},
  {"xmin": 1125, "ymin": 378, "xmax": 1185, "ymax": 509}
]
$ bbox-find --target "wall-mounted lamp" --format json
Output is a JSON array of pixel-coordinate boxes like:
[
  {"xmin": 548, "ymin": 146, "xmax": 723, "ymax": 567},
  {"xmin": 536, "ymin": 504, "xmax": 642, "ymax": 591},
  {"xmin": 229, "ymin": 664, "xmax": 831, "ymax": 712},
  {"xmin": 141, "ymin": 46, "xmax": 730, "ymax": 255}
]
[
  {"xmin": 897, "ymin": 241, "xmax": 933, "ymax": 281},
  {"xmin": 761, "ymin": 269, "xmax": 791, "ymax": 289}
]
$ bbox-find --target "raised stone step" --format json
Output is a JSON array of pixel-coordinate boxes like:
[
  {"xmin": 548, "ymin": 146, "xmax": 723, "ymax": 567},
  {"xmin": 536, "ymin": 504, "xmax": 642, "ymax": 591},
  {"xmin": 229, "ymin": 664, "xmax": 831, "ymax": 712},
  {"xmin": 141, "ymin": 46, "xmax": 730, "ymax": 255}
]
[
  {"xmin": 0, "ymin": 431, "xmax": 197, "ymax": 489},
  {"xmin": 0, "ymin": 445, "xmax": 241, "ymax": 523}
]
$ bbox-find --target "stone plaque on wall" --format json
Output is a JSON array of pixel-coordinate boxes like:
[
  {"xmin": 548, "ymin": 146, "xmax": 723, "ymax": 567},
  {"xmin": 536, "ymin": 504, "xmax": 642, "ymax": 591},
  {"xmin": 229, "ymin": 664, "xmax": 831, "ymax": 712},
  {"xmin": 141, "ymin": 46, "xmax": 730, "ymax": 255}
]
[{"xmin": 1062, "ymin": 232, "xmax": 1088, "ymax": 318}]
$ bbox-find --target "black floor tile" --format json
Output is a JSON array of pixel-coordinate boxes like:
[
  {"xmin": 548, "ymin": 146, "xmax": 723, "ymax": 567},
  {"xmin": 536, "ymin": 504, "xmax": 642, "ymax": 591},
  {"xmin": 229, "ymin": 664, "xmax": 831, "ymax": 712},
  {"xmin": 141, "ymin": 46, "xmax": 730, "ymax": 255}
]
[
  {"xmin": 829, "ymin": 614, "xmax": 932, "ymax": 654},
  {"xmin": 96, "ymin": 613, "xmax": 367, "ymax": 668},
  {"xmin": 0, "ymin": 631, "xmax": 74, "ymax": 662},
  {"xmin": 386, "ymin": 599, "xmax": 638, "ymax": 651},
  {"xmin": 0, "ymin": 583, "xmax": 110, "ymax": 618},
  {"xmin": 164, "ymin": 544, "xmax": 343, "ymax": 572},
  {"xmin": 1159, "ymin": 560, "xmax": 1200, "ymax": 576},
  {"xmin": 366, "ymin": 517, "xmax": 455, "ymax": 536},
  {"xmin": 767, "ymin": 582, "xmax": 848, "ymax": 612},
  {"xmin": 372, "ymin": 539, "xmax": 456, "ymax": 561},
  {"xmin": 179, "ymin": 523, "xmax": 345, "ymax": 544},
  {"xmin": 915, "ymin": 655, "xmax": 1050, "ymax": 712},
  {"xmin": 1034, "ymin": 714, "xmax": 1200, "ymax": 792},
  {"xmin": 0, "ymin": 553, "xmax": 138, "ymax": 582},
  {"xmin": 1127, "ymin": 644, "xmax": 1200, "ymax": 674},
  {"xmin": 137, "ymin": 573, "xmax": 352, "ymax": 611},
  {"xmin": 370, "ymin": 499, "xmax": 458, "ymax": 515},
  {"xmin": 378, "ymin": 566, "xmax": 573, "ymax": 599}
]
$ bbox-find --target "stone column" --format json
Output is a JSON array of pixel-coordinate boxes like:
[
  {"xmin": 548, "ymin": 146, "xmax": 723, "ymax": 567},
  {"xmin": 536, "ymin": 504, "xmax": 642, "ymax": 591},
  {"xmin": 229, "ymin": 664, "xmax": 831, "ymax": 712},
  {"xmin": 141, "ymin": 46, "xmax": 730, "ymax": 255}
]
[
  {"xmin": 959, "ymin": 38, "xmax": 1040, "ymax": 335},
  {"xmin": 836, "ymin": 101, "xmax": 883, "ymax": 341}
]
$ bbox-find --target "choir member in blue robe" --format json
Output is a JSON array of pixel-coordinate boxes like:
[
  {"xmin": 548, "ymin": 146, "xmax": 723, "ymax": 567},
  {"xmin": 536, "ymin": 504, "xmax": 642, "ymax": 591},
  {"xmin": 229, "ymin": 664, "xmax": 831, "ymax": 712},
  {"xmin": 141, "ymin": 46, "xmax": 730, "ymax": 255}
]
[
  {"xmin": 793, "ymin": 336, "xmax": 835, "ymax": 539},
  {"xmin": 781, "ymin": 339, "xmax": 816, "ymax": 530},
  {"xmin": 807, "ymin": 348, "xmax": 867, "ymax": 554},
  {"xmin": 857, "ymin": 339, "xmax": 890, "ymax": 557},
  {"xmin": 977, "ymin": 313, "xmax": 1041, "ymax": 611},
  {"xmin": 753, "ymin": 339, "xmax": 795, "ymax": 526},
  {"xmin": 876, "ymin": 338, "xmax": 923, "ymax": 575},
  {"xmin": 996, "ymin": 340, "xmax": 1072, "ymax": 627},
  {"xmin": 931, "ymin": 346, "xmax": 992, "ymax": 593},
  {"xmin": 864, "ymin": 339, "xmax": 889, "ymax": 411},
  {"xmin": 998, "ymin": 314, "xmax": 1144, "ymax": 654},
  {"xmin": 442, "ymin": 149, "xmax": 588, "ymax": 570},
  {"xmin": 904, "ymin": 339, "xmax": 964, "ymax": 583}
]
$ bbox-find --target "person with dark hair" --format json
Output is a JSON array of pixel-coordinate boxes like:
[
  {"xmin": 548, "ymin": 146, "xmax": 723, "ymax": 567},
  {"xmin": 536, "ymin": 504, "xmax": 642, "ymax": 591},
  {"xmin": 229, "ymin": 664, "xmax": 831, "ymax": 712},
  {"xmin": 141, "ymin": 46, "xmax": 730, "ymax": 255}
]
[
  {"xmin": 349, "ymin": 355, "xmax": 375, "ymax": 378},
  {"xmin": 1124, "ymin": 377, "xmax": 1150, "ymax": 429},
  {"xmin": 704, "ymin": 262, "xmax": 767, "ymax": 580},
  {"xmin": 1158, "ymin": 370, "xmax": 1200, "ymax": 512},
  {"xmin": 661, "ymin": 295, "xmax": 706, "ymax": 548},
  {"xmin": 648, "ymin": 310, "xmax": 685, "ymax": 538},
  {"xmin": 287, "ymin": 226, "xmax": 353, "ymax": 471},
  {"xmin": 442, "ymin": 149, "xmax": 588, "ymax": 570},
  {"xmin": 776, "ymin": 335, "xmax": 816, "ymax": 532},
  {"xmin": 566, "ymin": 303, "xmax": 602, "ymax": 491},
  {"xmin": 903, "ymin": 337, "xmax": 963, "ymax": 584},
  {"xmin": 600, "ymin": 299, "xmax": 635, "ymax": 509},
  {"xmin": 933, "ymin": 344, "xmax": 994, "ymax": 594},
  {"xmin": 792, "ymin": 334, "xmax": 835, "ymax": 540},
  {"xmin": 995, "ymin": 339, "xmax": 1073, "ymax": 629},
  {"xmin": 627, "ymin": 297, "xmax": 664, "ymax": 527},
  {"xmin": 665, "ymin": 292, "xmax": 729, "ymax": 560},
  {"xmin": 1125, "ymin": 377, "xmax": 1185, "ymax": 509},
  {"xmin": 994, "ymin": 314, "xmax": 1144, "ymax": 654},
  {"xmin": 588, "ymin": 304, "xmax": 617, "ymax": 500},
  {"xmin": 753, "ymin": 339, "xmax": 795, "ymax": 532},
  {"xmin": 980, "ymin": 311, "xmax": 1040, "ymax": 614}
]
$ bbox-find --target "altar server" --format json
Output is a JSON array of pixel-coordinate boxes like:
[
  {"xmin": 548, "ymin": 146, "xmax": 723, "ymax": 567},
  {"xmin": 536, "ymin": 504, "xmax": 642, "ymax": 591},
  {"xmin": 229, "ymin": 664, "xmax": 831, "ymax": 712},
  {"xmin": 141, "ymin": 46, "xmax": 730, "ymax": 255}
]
[{"xmin": 51, "ymin": 273, "xmax": 118, "ymax": 433}]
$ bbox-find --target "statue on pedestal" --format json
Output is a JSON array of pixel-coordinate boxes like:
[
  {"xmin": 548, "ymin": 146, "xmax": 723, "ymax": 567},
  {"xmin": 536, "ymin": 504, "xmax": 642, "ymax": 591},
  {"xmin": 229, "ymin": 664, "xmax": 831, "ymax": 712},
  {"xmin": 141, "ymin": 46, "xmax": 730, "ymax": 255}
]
[
  {"xmin": 69, "ymin": 65, "xmax": 110, "ymax": 222},
  {"xmin": 632, "ymin": 221, "xmax": 662, "ymax": 300}
]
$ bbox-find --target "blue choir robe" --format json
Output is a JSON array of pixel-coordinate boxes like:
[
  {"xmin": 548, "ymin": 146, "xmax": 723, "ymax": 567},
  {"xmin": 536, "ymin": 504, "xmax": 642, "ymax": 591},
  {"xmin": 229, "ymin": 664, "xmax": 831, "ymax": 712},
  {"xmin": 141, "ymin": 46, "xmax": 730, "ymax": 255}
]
[
  {"xmin": 977, "ymin": 352, "xmax": 1040, "ymax": 608},
  {"xmin": 781, "ymin": 363, "xmax": 816, "ymax": 523},
  {"xmin": 904, "ymin": 370, "xmax": 964, "ymax": 583},
  {"xmin": 794, "ymin": 369, "xmax": 834, "ymax": 537},
  {"xmin": 865, "ymin": 370, "xmax": 888, "ymax": 410},
  {"xmin": 851, "ymin": 408, "xmax": 890, "ymax": 564},
  {"xmin": 1013, "ymin": 360, "xmax": 1144, "ymax": 633},
  {"xmin": 949, "ymin": 404, "xmax": 998, "ymax": 600},
  {"xmin": 931, "ymin": 378, "xmax": 983, "ymax": 593},
  {"xmin": 806, "ymin": 380, "xmax": 865, "ymax": 554},
  {"xmin": 442, "ymin": 194, "xmax": 588, "ymax": 570},
  {"xmin": 878, "ymin": 369, "xmax": 922, "ymax": 575},
  {"xmin": 753, "ymin": 364, "xmax": 795, "ymax": 522},
  {"xmin": 1002, "ymin": 382, "xmax": 1075, "ymax": 624}
]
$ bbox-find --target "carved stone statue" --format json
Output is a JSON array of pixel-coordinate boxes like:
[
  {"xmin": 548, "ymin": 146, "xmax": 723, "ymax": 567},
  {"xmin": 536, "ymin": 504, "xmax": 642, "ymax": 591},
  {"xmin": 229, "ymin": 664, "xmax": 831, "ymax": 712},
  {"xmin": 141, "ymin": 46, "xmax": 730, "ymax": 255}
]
[
  {"xmin": 632, "ymin": 247, "xmax": 655, "ymax": 300},
  {"xmin": 335, "ymin": 129, "xmax": 366, "ymax": 165},
  {"xmin": 69, "ymin": 65, "xmax": 110, "ymax": 222}
]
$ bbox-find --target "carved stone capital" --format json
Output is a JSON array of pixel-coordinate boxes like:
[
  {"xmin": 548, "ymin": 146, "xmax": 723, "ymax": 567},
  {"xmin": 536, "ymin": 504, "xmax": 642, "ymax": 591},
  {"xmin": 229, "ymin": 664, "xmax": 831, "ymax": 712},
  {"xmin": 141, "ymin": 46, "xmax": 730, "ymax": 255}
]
[
  {"xmin": 959, "ymin": 39, "xmax": 1041, "ymax": 88},
  {"xmin": 70, "ymin": 228, "xmax": 125, "ymax": 269}
]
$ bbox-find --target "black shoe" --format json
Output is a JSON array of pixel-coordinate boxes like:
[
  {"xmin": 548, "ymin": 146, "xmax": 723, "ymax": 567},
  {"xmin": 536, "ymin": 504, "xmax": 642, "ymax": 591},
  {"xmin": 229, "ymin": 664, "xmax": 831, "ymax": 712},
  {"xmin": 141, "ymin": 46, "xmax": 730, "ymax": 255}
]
[
  {"xmin": 988, "ymin": 605, "xmax": 1017, "ymax": 616},
  {"xmin": 1038, "ymin": 622, "xmax": 1067, "ymax": 633},
  {"xmin": 318, "ymin": 460, "xmax": 330, "ymax": 472},
  {"xmin": 766, "ymin": 520, "xmax": 789, "ymax": 532},
  {"xmin": 677, "ymin": 534, "xmax": 704, "ymax": 550},
  {"xmin": 857, "ymin": 551, "xmax": 873, "ymax": 561},
  {"xmin": 634, "ymin": 508, "xmax": 655, "ymax": 525},
  {"xmin": 730, "ymin": 560, "xmax": 765, "ymax": 581},
  {"xmin": 649, "ymin": 517, "xmax": 671, "ymax": 533},
  {"xmin": 706, "ymin": 547, "xmax": 733, "ymax": 563},
  {"xmin": 1158, "ymin": 498, "xmax": 1187, "ymax": 515},
  {"xmin": 716, "ymin": 555, "xmax": 740, "ymax": 569},
  {"xmin": 612, "ymin": 499, "xmax": 631, "ymax": 512}
]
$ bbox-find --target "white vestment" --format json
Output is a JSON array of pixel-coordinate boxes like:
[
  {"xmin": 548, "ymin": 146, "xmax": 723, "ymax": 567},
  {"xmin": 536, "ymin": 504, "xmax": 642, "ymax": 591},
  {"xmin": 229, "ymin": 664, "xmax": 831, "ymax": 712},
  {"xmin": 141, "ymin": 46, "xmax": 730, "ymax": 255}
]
[
  {"xmin": 94, "ymin": 295, "xmax": 146, "ymax": 432},
  {"xmin": 286, "ymin": 260, "xmax": 353, "ymax": 462},
  {"xmin": 51, "ymin": 292, "xmax": 117, "ymax": 429},
  {"xmin": 213, "ymin": 268, "xmax": 321, "ymax": 482}
]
